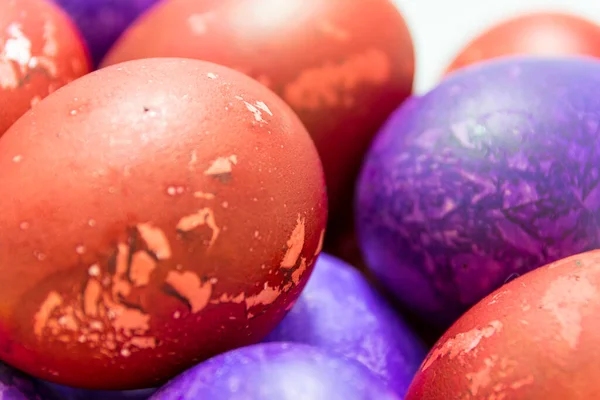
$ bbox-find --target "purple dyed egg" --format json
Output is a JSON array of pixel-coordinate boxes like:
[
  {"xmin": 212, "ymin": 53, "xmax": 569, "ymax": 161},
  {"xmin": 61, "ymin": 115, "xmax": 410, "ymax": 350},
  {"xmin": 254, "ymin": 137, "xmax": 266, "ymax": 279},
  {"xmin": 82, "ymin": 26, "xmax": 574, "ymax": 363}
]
[
  {"xmin": 356, "ymin": 56, "xmax": 600, "ymax": 328},
  {"xmin": 44, "ymin": 383, "xmax": 155, "ymax": 400},
  {"xmin": 51, "ymin": 0, "xmax": 160, "ymax": 65},
  {"xmin": 0, "ymin": 363, "xmax": 59, "ymax": 400},
  {"xmin": 150, "ymin": 343, "xmax": 399, "ymax": 400},
  {"xmin": 265, "ymin": 253, "xmax": 425, "ymax": 397}
]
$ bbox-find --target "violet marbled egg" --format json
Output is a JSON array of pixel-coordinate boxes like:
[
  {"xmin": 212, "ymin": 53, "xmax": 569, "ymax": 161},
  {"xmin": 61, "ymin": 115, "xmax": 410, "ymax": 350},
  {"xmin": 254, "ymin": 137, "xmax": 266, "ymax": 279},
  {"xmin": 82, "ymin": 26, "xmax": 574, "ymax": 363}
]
[
  {"xmin": 265, "ymin": 253, "xmax": 426, "ymax": 397},
  {"xmin": 44, "ymin": 382, "xmax": 155, "ymax": 400},
  {"xmin": 149, "ymin": 343, "xmax": 400, "ymax": 400},
  {"xmin": 356, "ymin": 56, "xmax": 600, "ymax": 328},
  {"xmin": 0, "ymin": 363, "xmax": 59, "ymax": 400},
  {"xmin": 51, "ymin": 0, "xmax": 160, "ymax": 65}
]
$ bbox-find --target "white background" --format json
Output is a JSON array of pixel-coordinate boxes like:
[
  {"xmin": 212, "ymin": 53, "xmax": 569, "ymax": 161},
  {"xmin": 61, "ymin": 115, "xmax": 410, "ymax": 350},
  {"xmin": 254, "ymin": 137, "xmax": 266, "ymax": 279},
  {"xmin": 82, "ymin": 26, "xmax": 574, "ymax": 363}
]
[{"xmin": 394, "ymin": 0, "xmax": 600, "ymax": 93}]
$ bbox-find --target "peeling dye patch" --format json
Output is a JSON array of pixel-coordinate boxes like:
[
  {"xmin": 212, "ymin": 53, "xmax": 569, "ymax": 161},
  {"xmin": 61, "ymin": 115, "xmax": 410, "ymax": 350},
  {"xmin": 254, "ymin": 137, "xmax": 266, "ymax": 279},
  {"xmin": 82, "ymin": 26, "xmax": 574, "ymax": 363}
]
[
  {"xmin": 280, "ymin": 215, "xmax": 306, "ymax": 268},
  {"xmin": 165, "ymin": 271, "xmax": 212, "ymax": 313},
  {"xmin": 510, "ymin": 375, "xmax": 534, "ymax": 390},
  {"xmin": 245, "ymin": 282, "xmax": 280, "ymax": 309},
  {"xmin": 0, "ymin": 23, "xmax": 32, "ymax": 89},
  {"xmin": 466, "ymin": 355, "xmax": 497, "ymax": 396},
  {"xmin": 33, "ymin": 291, "xmax": 63, "ymax": 336},
  {"xmin": 31, "ymin": 225, "xmax": 165, "ymax": 358},
  {"xmin": 284, "ymin": 48, "xmax": 391, "ymax": 111},
  {"xmin": 487, "ymin": 290, "xmax": 510, "ymax": 305},
  {"xmin": 136, "ymin": 223, "xmax": 172, "ymax": 260},
  {"xmin": 129, "ymin": 251, "xmax": 157, "ymax": 287},
  {"xmin": 0, "ymin": 20, "xmax": 60, "ymax": 90},
  {"xmin": 541, "ymin": 274, "xmax": 597, "ymax": 350},
  {"xmin": 421, "ymin": 320, "xmax": 503, "ymax": 371},
  {"xmin": 314, "ymin": 229, "xmax": 325, "ymax": 256},
  {"xmin": 204, "ymin": 155, "xmax": 238, "ymax": 181},
  {"xmin": 291, "ymin": 257, "xmax": 307, "ymax": 285},
  {"xmin": 255, "ymin": 101, "xmax": 273, "ymax": 116},
  {"xmin": 244, "ymin": 101, "xmax": 268, "ymax": 123},
  {"xmin": 194, "ymin": 191, "xmax": 215, "ymax": 200},
  {"xmin": 176, "ymin": 208, "xmax": 220, "ymax": 247}
]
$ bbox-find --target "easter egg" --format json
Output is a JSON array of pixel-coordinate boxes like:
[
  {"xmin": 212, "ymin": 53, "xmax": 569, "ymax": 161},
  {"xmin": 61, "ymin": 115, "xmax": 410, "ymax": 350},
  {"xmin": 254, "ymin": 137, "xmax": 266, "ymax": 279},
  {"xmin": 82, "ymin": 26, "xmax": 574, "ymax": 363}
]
[
  {"xmin": 0, "ymin": 58, "xmax": 327, "ymax": 389},
  {"xmin": 45, "ymin": 382, "xmax": 155, "ymax": 400},
  {"xmin": 0, "ymin": 363, "xmax": 60, "ymax": 400},
  {"xmin": 150, "ymin": 342, "xmax": 400, "ymax": 400},
  {"xmin": 0, "ymin": 0, "xmax": 90, "ymax": 136},
  {"xmin": 357, "ymin": 57, "xmax": 600, "ymax": 327},
  {"xmin": 101, "ymin": 0, "xmax": 415, "ymax": 228},
  {"xmin": 446, "ymin": 12, "xmax": 600, "ymax": 75},
  {"xmin": 406, "ymin": 249, "xmax": 600, "ymax": 400},
  {"xmin": 265, "ymin": 253, "xmax": 426, "ymax": 397},
  {"xmin": 51, "ymin": 0, "xmax": 160, "ymax": 66}
]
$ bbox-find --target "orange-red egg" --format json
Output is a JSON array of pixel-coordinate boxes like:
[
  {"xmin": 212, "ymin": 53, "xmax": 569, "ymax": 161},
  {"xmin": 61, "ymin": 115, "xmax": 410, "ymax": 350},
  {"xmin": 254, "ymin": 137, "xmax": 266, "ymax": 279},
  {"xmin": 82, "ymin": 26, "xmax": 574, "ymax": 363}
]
[
  {"xmin": 0, "ymin": 58, "xmax": 327, "ymax": 390},
  {"xmin": 446, "ymin": 12, "xmax": 600, "ymax": 75},
  {"xmin": 0, "ymin": 0, "xmax": 90, "ymax": 136},
  {"xmin": 101, "ymin": 0, "xmax": 414, "ymax": 228},
  {"xmin": 406, "ymin": 250, "xmax": 600, "ymax": 399}
]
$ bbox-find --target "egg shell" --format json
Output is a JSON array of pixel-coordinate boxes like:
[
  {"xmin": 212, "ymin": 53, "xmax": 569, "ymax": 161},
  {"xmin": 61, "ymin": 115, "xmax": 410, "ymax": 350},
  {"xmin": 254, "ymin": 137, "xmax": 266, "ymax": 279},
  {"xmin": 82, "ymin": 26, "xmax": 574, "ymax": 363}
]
[
  {"xmin": 356, "ymin": 57, "xmax": 600, "ymax": 328},
  {"xmin": 101, "ymin": 0, "xmax": 414, "ymax": 228},
  {"xmin": 0, "ymin": 58, "xmax": 327, "ymax": 390},
  {"xmin": 265, "ymin": 253, "xmax": 426, "ymax": 397},
  {"xmin": 45, "ymin": 382, "xmax": 155, "ymax": 400},
  {"xmin": 0, "ymin": 0, "xmax": 90, "ymax": 136},
  {"xmin": 446, "ymin": 12, "xmax": 600, "ymax": 75},
  {"xmin": 406, "ymin": 249, "xmax": 600, "ymax": 399},
  {"xmin": 0, "ymin": 363, "xmax": 60, "ymax": 400},
  {"xmin": 150, "ymin": 342, "xmax": 400, "ymax": 400},
  {"xmin": 51, "ymin": 0, "xmax": 160, "ymax": 66}
]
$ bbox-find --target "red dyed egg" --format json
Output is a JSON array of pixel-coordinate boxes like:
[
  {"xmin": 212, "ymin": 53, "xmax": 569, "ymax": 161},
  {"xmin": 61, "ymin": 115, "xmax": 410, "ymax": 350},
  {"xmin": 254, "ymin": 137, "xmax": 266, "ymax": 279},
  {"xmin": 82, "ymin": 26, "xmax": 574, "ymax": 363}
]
[
  {"xmin": 406, "ymin": 250, "xmax": 600, "ymax": 399},
  {"xmin": 0, "ymin": 0, "xmax": 90, "ymax": 135},
  {"xmin": 0, "ymin": 58, "xmax": 327, "ymax": 390},
  {"xmin": 101, "ymin": 0, "xmax": 414, "ymax": 228},
  {"xmin": 446, "ymin": 12, "xmax": 600, "ymax": 75}
]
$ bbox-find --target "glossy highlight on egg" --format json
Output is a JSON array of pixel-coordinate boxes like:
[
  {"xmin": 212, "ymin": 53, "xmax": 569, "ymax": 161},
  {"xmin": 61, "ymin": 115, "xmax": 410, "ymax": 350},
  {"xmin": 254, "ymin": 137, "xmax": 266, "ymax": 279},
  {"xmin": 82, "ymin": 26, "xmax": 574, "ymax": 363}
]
[{"xmin": 150, "ymin": 343, "xmax": 401, "ymax": 400}]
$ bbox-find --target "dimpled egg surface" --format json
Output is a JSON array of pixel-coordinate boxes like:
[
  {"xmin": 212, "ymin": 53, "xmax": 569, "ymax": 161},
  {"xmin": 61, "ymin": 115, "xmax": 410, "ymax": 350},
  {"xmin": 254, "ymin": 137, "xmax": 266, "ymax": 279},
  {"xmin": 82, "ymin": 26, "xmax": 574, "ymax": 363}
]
[
  {"xmin": 265, "ymin": 253, "xmax": 426, "ymax": 397},
  {"xmin": 101, "ymin": 0, "xmax": 415, "ymax": 227},
  {"xmin": 357, "ymin": 57, "xmax": 600, "ymax": 327},
  {"xmin": 51, "ymin": 0, "xmax": 160, "ymax": 66},
  {"xmin": 406, "ymin": 250, "xmax": 600, "ymax": 400},
  {"xmin": 0, "ymin": 0, "xmax": 90, "ymax": 136},
  {"xmin": 0, "ymin": 58, "xmax": 327, "ymax": 390},
  {"xmin": 150, "ymin": 343, "xmax": 400, "ymax": 400}
]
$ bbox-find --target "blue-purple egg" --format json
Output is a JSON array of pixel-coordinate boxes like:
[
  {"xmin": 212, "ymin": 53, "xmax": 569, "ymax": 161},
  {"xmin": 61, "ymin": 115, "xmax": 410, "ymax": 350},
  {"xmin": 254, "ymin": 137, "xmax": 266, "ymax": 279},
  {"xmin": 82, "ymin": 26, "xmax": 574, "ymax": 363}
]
[
  {"xmin": 44, "ymin": 382, "xmax": 155, "ymax": 400},
  {"xmin": 0, "ymin": 363, "xmax": 59, "ymax": 399},
  {"xmin": 51, "ymin": 0, "xmax": 160, "ymax": 65},
  {"xmin": 356, "ymin": 57, "xmax": 600, "ymax": 327},
  {"xmin": 149, "ymin": 343, "xmax": 399, "ymax": 400},
  {"xmin": 265, "ymin": 253, "xmax": 425, "ymax": 397}
]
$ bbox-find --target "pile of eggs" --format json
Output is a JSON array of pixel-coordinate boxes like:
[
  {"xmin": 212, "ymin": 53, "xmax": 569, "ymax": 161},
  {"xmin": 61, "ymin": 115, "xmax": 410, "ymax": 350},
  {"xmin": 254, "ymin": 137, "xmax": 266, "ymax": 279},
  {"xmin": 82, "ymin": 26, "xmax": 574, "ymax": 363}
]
[{"xmin": 2, "ymin": 0, "xmax": 600, "ymax": 399}]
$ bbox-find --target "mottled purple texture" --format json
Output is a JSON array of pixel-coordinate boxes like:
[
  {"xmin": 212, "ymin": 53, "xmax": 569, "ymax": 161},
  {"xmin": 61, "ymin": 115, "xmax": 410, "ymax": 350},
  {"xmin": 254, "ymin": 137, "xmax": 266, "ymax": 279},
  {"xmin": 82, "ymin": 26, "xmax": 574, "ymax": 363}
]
[
  {"xmin": 356, "ymin": 57, "xmax": 600, "ymax": 327},
  {"xmin": 150, "ymin": 343, "xmax": 400, "ymax": 400},
  {"xmin": 0, "ymin": 363, "xmax": 59, "ymax": 399},
  {"xmin": 51, "ymin": 0, "xmax": 160, "ymax": 65},
  {"xmin": 44, "ymin": 382, "xmax": 154, "ymax": 400},
  {"xmin": 264, "ymin": 253, "xmax": 425, "ymax": 397}
]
